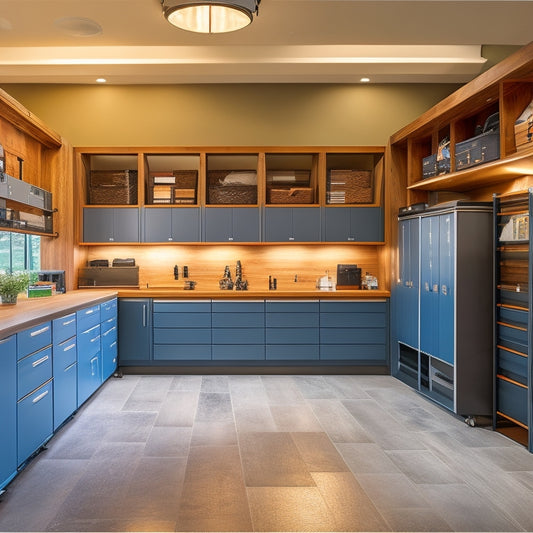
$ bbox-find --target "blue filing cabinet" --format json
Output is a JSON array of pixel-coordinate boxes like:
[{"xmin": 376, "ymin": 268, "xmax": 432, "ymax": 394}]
[
  {"xmin": 101, "ymin": 298, "xmax": 118, "ymax": 379},
  {"xmin": 265, "ymin": 300, "xmax": 319, "ymax": 360},
  {"xmin": 0, "ymin": 335, "xmax": 17, "ymax": 490},
  {"xmin": 17, "ymin": 322, "xmax": 53, "ymax": 466},
  {"xmin": 212, "ymin": 300, "xmax": 265, "ymax": 360},
  {"xmin": 76, "ymin": 304, "xmax": 102, "ymax": 406},
  {"xmin": 52, "ymin": 313, "xmax": 77, "ymax": 430},
  {"xmin": 153, "ymin": 300, "xmax": 212, "ymax": 360},
  {"xmin": 319, "ymin": 300, "xmax": 388, "ymax": 363}
]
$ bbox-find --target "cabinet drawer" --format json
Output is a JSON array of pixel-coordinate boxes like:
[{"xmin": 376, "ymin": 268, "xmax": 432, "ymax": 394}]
[
  {"xmin": 265, "ymin": 301, "xmax": 319, "ymax": 313},
  {"xmin": 53, "ymin": 361, "xmax": 77, "ymax": 430},
  {"xmin": 17, "ymin": 379, "xmax": 53, "ymax": 466},
  {"xmin": 320, "ymin": 312, "xmax": 386, "ymax": 328},
  {"xmin": 153, "ymin": 301, "xmax": 211, "ymax": 313},
  {"xmin": 53, "ymin": 337, "xmax": 77, "ymax": 371},
  {"xmin": 153, "ymin": 312, "xmax": 211, "ymax": 328},
  {"xmin": 266, "ymin": 328, "xmax": 319, "ymax": 344},
  {"xmin": 320, "ymin": 328, "xmax": 386, "ymax": 344},
  {"xmin": 212, "ymin": 345, "xmax": 265, "ymax": 360},
  {"xmin": 497, "ymin": 377, "xmax": 528, "ymax": 426},
  {"xmin": 266, "ymin": 313, "xmax": 319, "ymax": 328},
  {"xmin": 212, "ymin": 301, "xmax": 264, "ymax": 313},
  {"xmin": 17, "ymin": 322, "xmax": 51, "ymax": 360},
  {"xmin": 212, "ymin": 328, "xmax": 264, "ymax": 344},
  {"xmin": 319, "ymin": 301, "xmax": 387, "ymax": 313},
  {"xmin": 101, "ymin": 324, "xmax": 117, "ymax": 344},
  {"xmin": 212, "ymin": 312, "xmax": 264, "ymax": 328},
  {"xmin": 77, "ymin": 305, "xmax": 101, "ymax": 332},
  {"xmin": 498, "ymin": 306, "xmax": 528, "ymax": 330},
  {"xmin": 266, "ymin": 345, "xmax": 319, "ymax": 360},
  {"xmin": 497, "ymin": 322, "xmax": 528, "ymax": 353},
  {"xmin": 153, "ymin": 344, "xmax": 212, "ymax": 360},
  {"xmin": 78, "ymin": 324, "xmax": 101, "ymax": 358},
  {"xmin": 154, "ymin": 328, "xmax": 211, "ymax": 344},
  {"xmin": 52, "ymin": 313, "xmax": 76, "ymax": 345},
  {"xmin": 320, "ymin": 344, "xmax": 386, "ymax": 361},
  {"xmin": 17, "ymin": 347, "xmax": 52, "ymax": 400},
  {"xmin": 497, "ymin": 347, "xmax": 528, "ymax": 386},
  {"xmin": 100, "ymin": 298, "xmax": 118, "ymax": 322},
  {"xmin": 101, "ymin": 316, "xmax": 117, "ymax": 335}
]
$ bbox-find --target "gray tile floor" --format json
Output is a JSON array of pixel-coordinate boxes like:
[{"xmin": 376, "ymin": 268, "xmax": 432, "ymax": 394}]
[{"xmin": 2, "ymin": 374, "xmax": 533, "ymax": 531}]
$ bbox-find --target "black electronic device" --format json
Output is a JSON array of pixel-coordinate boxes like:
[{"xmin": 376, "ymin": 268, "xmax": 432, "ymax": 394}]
[{"xmin": 336, "ymin": 264, "xmax": 361, "ymax": 290}]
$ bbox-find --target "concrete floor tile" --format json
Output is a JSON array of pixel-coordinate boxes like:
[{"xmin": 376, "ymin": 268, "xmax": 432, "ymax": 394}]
[
  {"xmin": 291, "ymin": 432, "xmax": 350, "ymax": 472},
  {"xmin": 144, "ymin": 426, "xmax": 192, "ymax": 457},
  {"xmin": 336, "ymin": 442, "xmax": 401, "ymax": 474}
]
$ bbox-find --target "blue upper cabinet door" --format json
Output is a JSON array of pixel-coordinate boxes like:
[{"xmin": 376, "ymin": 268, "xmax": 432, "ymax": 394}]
[
  {"xmin": 205, "ymin": 207, "xmax": 260, "ymax": 242},
  {"xmin": 83, "ymin": 208, "xmax": 139, "ymax": 243},
  {"xmin": 144, "ymin": 207, "xmax": 200, "ymax": 242},
  {"xmin": 420, "ymin": 215, "xmax": 439, "ymax": 358},
  {"xmin": 324, "ymin": 207, "xmax": 383, "ymax": 242},
  {"xmin": 438, "ymin": 213, "xmax": 455, "ymax": 365},
  {"xmin": 264, "ymin": 207, "xmax": 320, "ymax": 242}
]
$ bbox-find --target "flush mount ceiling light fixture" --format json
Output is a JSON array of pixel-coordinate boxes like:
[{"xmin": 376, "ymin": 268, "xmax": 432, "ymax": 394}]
[{"xmin": 162, "ymin": 0, "xmax": 260, "ymax": 33}]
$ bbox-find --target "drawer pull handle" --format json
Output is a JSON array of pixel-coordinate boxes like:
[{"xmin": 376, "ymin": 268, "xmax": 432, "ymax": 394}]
[
  {"xmin": 90, "ymin": 335, "xmax": 101, "ymax": 343},
  {"xmin": 32, "ymin": 355, "xmax": 50, "ymax": 367},
  {"xmin": 63, "ymin": 319, "xmax": 76, "ymax": 326},
  {"xmin": 32, "ymin": 389, "xmax": 49, "ymax": 404},
  {"xmin": 63, "ymin": 343, "xmax": 76, "ymax": 352},
  {"xmin": 30, "ymin": 326, "xmax": 50, "ymax": 337},
  {"xmin": 90, "ymin": 356, "xmax": 98, "ymax": 363},
  {"xmin": 85, "ymin": 309, "xmax": 95, "ymax": 315},
  {"xmin": 110, "ymin": 341, "xmax": 117, "ymax": 348}
]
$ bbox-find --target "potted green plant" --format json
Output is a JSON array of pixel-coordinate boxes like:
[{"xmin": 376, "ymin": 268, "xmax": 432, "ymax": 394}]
[{"xmin": 0, "ymin": 271, "xmax": 31, "ymax": 305}]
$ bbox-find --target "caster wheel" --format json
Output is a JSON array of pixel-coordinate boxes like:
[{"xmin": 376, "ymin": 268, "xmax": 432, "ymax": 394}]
[{"xmin": 465, "ymin": 416, "xmax": 476, "ymax": 427}]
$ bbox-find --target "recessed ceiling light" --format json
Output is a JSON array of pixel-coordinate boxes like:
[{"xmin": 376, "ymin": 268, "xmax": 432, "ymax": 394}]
[
  {"xmin": 54, "ymin": 17, "xmax": 103, "ymax": 37},
  {"xmin": 96, "ymin": 78, "xmax": 107, "ymax": 83},
  {"xmin": 360, "ymin": 77, "xmax": 370, "ymax": 83}
]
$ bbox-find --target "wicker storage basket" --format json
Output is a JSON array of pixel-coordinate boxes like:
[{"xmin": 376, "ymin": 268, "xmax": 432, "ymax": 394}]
[
  {"xmin": 89, "ymin": 170, "xmax": 137, "ymax": 205},
  {"xmin": 268, "ymin": 187, "xmax": 314, "ymax": 204},
  {"xmin": 327, "ymin": 169, "xmax": 373, "ymax": 204},
  {"xmin": 207, "ymin": 170, "xmax": 257, "ymax": 204},
  {"xmin": 173, "ymin": 170, "xmax": 198, "ymax": 189}
]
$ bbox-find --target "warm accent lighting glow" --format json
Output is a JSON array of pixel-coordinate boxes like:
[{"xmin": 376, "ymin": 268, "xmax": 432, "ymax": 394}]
[
  {"xmin": 96, "ymin": 77, "xmax": 106, "ymax": 83},
  {"xmin": 163, "ymin": 0, "xmax": 260, "ymax": 33},
  {"xmin": 360, "ymin": 77, "xmax": 370, "ymax": 83}
]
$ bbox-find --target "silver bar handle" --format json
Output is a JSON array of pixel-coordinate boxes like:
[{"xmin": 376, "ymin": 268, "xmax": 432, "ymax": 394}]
[
  {"xmin": 63, "ymin": 343, "xmax": 76, "ymax": 352},
  {"xmin": 30, "ymin": 326, "xmax": 50, "ymax": 337},
  {"xmin": 142, "ymin": 304, "xmax": 147, "ymax": 327},
  {"xmin": 63, "ymin": 319, "xmax": 76, "ymax": 326},
  {"xmin": 32, "ymin": 355, "xmax": 49, "ymax": 367},
  {"xmin": 32, "ymin": 389, "xmax": 49, "ymax": 404}
]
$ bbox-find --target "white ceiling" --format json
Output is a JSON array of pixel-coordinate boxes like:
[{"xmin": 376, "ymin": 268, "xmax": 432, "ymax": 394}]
[{"xmin": 0, "ymin": 0, "xmax": 532, "ymax": 85}]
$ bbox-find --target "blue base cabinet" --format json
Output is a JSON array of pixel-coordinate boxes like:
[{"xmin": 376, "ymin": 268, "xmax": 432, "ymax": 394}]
[
  {"xmin": 118, "ymin": 298, "xmax": 152, "ymax": 365},
  {"xmin": 53, "ymin": 313, "xmax": 77, "ymax": 430},
  {"xmin": 0, "ymin": 335, "xmax": 17, "ymax": 490},
  {"xmin": 101, "ymin": 298, "xmax": 118, "ymax": 379}
]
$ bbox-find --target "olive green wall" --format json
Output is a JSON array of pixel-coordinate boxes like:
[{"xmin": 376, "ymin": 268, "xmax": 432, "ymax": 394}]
[{"xmin": 1, "ymin": 83, "xmax": 460, "ymax": 147}]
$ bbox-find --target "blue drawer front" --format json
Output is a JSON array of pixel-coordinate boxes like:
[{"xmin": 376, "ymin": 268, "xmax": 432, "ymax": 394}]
[
  {"xmin": 153, "ymin": 312, "xmax": 211, "ymax": 328},
  {"xmin": 100, "ymin": 298, "xmax": 118, "ymax": 322},
  {"xmin": 212, "ymin": 301, "xmax": 264, "ymax": 313},
  {"xmin": 320, "ymin": 328, "xmax": 385, "ymax": 344},
  {"xmin": 76, "ymin": 305, "xmax": 100, "ymax": 332},
  {"xmin": 497, "ymin": 347, "xmax": 528, "ymax": 386},
  {"xmin": 320, "ymin": 301, "xmax": 387, "ymax": 313},
  {"xmin": 154, "ymin": 328, "xmax": 211, "ymax": 344},
  {"xmin": 497, "ymin": 323, "xmax": 528, "ymax": 353},
  {"xmin": 17, "ymin": 380, "xmax": 53, "ymax": 466},
  {"xmin": 78, "ymin": 324, "xmax": 101, "ymax": 358},
  {"xmin": 77, "ymin": 352, "xmax": 101, "ymax": 407},
  {"xmin": 53, "ymin": 362, "xmax": 77, "ymax": 430},
  {"xmin": 53, "ymin": 337, "xmax": 77, "ymax": 371},
  {"xmin": 266, "ymin": 328, "xmax": 319, "ymax": 344},
  {"xmin": 102, "ymin": 338, "xmax": 118, "ymax": 380},
  {"xmin": 153, "ymin": 344, "xmax": 212, "ymax": 360},
  {"xmin": 266, "ymin": 313, "xmax": 319, "ymax": 328},
  {"xmin": 101, "ymin": 316, "xmax": 117, "ymax": 335},
  {"xmin": 320, "ymin": 344, "xmax": 386, "ymax": 361},
  {"xmin": 212, "ymin": 328, "xmax": 264, "ymax": 344},
  {"xmin": 153, "ymin": 301, "xmax": 211, "ymax": 313},
  {"xmin": 320, "ymin": 312, "xmax": 386, "ymax": 328},
  {"xmin": 17, "ymin": 322, "xmax": 52, "ymax": 360},
  {"xmin": 498, "ymin": 306, "xmax": 528, "ymax": 329},
  {"xmin": 212, "ymin": 313, "xmax": 264, "ymax": 328},
  {"xmin": 17, "ymin": 346, "xmax": 53, "ymax": 400},
  {"xmin": 101, "ymin": 324, "xmax": 118, "ymax": 345},
  {"xmin": 497, "ymin": 377, "xmax": 528, "ymax": 426},
  {"xmin": 212, "ymin": 345, "xmax": 265, "ymax": 360},
  {"xmin": 52, "ymin": 313, "xmax": 76, "ymax": 345},
  {"xmin": 266, "ymin": 345, "xmax": 320, "ymax": 360},
  {"xmin": 265, "ymin": 301, "xmax": 319, "ymax": 313}
]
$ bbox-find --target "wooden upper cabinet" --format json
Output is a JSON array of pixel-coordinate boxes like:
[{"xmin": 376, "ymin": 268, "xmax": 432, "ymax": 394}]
[{"xmin": 389, "ymin": 42, "xmax": 533, "ymax": 206}]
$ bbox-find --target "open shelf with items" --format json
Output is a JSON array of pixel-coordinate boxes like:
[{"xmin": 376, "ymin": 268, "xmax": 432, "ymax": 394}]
[{"xmin": 494, "ymin": 189, "xmax": 533, "ymax": 451}]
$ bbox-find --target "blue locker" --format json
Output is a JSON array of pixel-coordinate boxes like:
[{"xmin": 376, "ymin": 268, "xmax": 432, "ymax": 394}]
[{"xmin": 438, "ymin": 213, "xmax": 455, "ymax": 365}]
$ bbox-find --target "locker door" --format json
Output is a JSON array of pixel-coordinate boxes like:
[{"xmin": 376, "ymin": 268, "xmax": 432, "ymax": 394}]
[
  {"xmin": 420, "ymin": 215, "xmax": 439, "ymax": 357},
  {"xmin": 438, "ymin": 212, "xmax": 455, "ymax": 365}
]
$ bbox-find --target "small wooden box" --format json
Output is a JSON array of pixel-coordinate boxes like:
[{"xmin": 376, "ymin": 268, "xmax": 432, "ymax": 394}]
[
  {"xmin": 514, "ymin": 119, "xmax": 533, "ymax": 152},
  {"xmin": 269, "ymin": 187, "xmax": 314, "ymax": 204}
]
